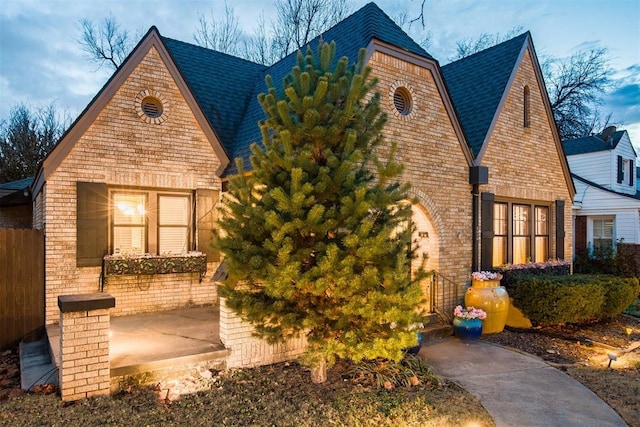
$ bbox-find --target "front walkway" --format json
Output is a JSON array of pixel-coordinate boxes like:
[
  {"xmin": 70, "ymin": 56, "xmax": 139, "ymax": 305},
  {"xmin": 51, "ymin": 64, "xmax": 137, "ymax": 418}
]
[{"xmin": 421, "ymin": 338, "xmax": 627, "ymax": 427}]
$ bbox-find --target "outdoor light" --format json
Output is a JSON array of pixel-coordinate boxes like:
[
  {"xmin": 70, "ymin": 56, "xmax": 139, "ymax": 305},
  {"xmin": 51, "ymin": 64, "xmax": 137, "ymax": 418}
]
[{"xmin": 607, "ymin": 352, "xmax": 617, "ymax": 368}]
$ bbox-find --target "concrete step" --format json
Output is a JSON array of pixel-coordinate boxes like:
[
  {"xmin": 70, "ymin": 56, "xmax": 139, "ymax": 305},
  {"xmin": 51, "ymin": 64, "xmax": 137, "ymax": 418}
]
[
  {"xmin": 110, "ymin": 348, "xmax": 230, "ymax": 397},
  {"xmin": 19, "ymin": 338, "xmax": 58, "ymax": 391},
  {"xmin": 422, "ymin": 323, "xmax": 453, "ymax": 342}
]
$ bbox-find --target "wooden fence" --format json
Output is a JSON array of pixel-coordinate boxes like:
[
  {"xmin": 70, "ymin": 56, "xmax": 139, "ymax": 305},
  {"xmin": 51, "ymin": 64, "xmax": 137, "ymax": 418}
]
[{"xmin": 0, "ymin": 228, "xmax": 44, "ymax": 349}]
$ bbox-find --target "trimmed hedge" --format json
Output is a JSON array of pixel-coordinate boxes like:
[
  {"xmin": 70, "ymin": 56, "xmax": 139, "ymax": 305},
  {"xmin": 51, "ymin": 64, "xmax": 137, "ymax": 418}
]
[{"xmin": 506, "ymin": 274, "xmax": 639, "ymax": 325}]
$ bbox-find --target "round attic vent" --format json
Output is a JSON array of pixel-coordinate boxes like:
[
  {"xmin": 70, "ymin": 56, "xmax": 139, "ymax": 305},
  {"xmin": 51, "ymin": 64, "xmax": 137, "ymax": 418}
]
[
  {"xmin": 141, "ymin": 96, "xmax": 163, "ymax": 118},
  {"xmin": 393, "ymin": 87, "xmax": 413, "ymax": 116},
  {"xmin": 135, "ymin": 90, "xmax": 169, "ymax": 124}
]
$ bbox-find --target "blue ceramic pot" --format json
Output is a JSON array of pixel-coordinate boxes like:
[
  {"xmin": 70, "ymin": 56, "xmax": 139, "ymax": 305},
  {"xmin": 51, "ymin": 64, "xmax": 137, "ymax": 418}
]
[
  {"xmin": 405, "ymin": 332, "xmax": 424, "ymax": 355},
  {"xmin": 453, "ymin": 317, "xmax": 483, "ymax": 343}
]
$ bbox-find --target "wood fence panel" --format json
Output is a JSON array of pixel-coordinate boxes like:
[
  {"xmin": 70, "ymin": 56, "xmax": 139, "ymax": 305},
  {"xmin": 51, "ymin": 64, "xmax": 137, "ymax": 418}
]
[{"xmin": 0, "ymin": 228, "xmax": 44, "ymax": 349}]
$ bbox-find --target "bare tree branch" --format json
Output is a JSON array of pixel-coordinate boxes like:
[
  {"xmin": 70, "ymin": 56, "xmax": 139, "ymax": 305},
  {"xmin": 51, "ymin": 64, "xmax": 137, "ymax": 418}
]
[
  {"xmin": 450, "ymin": 26, "xmax": 524, "ymax": 61},
  {"xmin": 545, "ymin": 47, "xmax": 614, "ymax": 139},
  {"xmin": 78, "ymin": 16, "xmax": 132, "ymax": 70},
  {"xmin": 193, "ymin": 1, "xmax": 243, "ymax": 55}
]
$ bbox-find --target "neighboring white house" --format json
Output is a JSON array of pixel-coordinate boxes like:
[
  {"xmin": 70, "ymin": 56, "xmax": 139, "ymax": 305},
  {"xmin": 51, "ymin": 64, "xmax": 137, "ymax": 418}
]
[{"xmin": 563, "ymin": 127, "xmax": 640, "ymax": 257}]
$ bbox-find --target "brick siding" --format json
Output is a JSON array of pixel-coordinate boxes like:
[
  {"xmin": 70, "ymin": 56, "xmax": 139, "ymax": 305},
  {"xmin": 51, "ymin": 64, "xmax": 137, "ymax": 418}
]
[{"xmin": 38, "ymin": 46, "xmax": 223, "ymax": 324}]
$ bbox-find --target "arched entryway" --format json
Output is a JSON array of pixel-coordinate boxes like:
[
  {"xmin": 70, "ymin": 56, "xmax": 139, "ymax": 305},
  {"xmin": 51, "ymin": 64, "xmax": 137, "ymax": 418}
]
[{"xmin": 409, "ymin": 202, "xmax": 439, "ymax": 313}]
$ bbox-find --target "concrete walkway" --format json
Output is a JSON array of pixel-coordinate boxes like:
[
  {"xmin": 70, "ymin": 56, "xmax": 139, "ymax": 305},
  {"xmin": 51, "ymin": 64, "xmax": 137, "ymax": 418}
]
[{"xmin": 421, "ymin": 337, "xmax": 627, "ymax": 427}]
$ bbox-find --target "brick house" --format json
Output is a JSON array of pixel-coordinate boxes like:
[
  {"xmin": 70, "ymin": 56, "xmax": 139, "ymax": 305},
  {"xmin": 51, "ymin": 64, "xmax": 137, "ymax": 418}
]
[{"xmin": 30, "ymin": 2, "xmax": 573, "ymax": 396}]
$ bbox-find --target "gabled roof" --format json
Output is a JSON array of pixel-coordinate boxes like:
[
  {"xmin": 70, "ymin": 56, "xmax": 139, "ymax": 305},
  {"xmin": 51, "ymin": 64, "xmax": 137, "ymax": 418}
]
[
  {"xmin": 34, "ymin": 27, "xmax": 233, "ymax": 194},
  {"xmin": 573, "ymin": 173, "xmax": 640, "ymax": 201},
  {"xmin": 441, "ymin": 32, "xmax": 529, "ymax": 157},
  {"xmin": 225, "ymin": 1, "xmax": 433, "ymax": 175},
  {"xmin": 563, "ymin": 130, "xmax": 626, "ymax": 155},
  {"xmin": 0, "ymin": 177, "xmax": 34, "ymax": 191}
]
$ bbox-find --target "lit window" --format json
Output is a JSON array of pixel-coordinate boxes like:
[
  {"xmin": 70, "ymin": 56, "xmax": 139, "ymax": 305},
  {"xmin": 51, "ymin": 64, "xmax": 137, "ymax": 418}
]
[
  {"xmin": 492, "ymin": 201, "xmax": 549, "ymax": 267},
  {"xmin": 113, "ymin": 193, "xmax": 147, "ymax": 255},
  {"xmin": 513, "ymin": 204, "xmax": 531, "ymax": 264},
  {"xmin": 159, "ymin": 195, "xmax": 190, "ymax": 254},
  {"xmin": 493, "ymin": 203, "xmax": 507, "ymax": 266},
  {"xmin": 534, "ymin": 206, "xmax": 549, "ymax": 262},
  {"xmin": 111, "ymin": 190, "xmax": 191, "ymax": 256}
]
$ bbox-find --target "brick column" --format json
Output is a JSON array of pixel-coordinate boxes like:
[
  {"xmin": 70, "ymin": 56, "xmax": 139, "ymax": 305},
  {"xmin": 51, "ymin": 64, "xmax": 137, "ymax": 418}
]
[{"xmin": 58, "ymin": 294, "xmax": 115, "ymax": 401}]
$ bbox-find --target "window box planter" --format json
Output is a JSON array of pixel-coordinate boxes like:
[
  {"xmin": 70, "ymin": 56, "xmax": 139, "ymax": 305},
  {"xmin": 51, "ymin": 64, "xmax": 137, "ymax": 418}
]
[{"xmin": 103, "ymin": 252, "xmax": 207, "ymax": 279}]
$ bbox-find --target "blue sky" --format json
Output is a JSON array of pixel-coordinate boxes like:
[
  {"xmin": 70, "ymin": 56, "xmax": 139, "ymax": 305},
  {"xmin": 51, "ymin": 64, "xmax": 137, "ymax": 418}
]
[{"xmin": 1, "ymin": 0, "xmax": 639, "ymax": 144}]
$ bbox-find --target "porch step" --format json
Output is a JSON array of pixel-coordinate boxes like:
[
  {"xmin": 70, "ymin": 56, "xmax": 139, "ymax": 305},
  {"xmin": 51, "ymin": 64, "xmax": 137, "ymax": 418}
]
[
  {"xmin": 19, "ymin": 337, "xmax": 58, "ymax": 391},
  {"xmin": 110, "ymin": 348, "xmax": 230, "ymax": 396},
  {"xmin": 421, "ymin": 324, "xmax": 453, "ymax": 342}
]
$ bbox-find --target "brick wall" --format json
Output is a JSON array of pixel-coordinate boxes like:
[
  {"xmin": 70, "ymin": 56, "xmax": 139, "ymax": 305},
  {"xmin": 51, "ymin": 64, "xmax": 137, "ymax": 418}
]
[
  {"xmin": 102, "ymin": 272, "xmax": 216, "ymax": 317},
  {"xmin": 369, "ymin": 51, "xmax": 473, "ymax": 297},
  {"xmin": 219, "ymin": 298, "xmax": 307, "ymax": 368},
  {"xmin": 40, "ymin": 46, "xmax": 223, "ymax": 324},
  {"xmin": 478, "ymin": 49, "xmax": 574, "ymax": 262}
]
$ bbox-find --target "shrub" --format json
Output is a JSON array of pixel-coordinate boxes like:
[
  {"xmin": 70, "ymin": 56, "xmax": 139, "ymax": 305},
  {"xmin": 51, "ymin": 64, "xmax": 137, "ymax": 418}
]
[{"xmin": 507, "ymin": 274, "xmax": 639, "ymax": 325}]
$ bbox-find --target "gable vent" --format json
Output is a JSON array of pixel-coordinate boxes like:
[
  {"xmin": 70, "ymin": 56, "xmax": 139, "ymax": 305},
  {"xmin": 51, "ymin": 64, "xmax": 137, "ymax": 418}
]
[
  {"xmin": 141, "ymin": 96, "xmax": 163, "ymax": 118},
  {"xmin": 393, "ymin": 87, "xmax": 413, "ymax": 116}
]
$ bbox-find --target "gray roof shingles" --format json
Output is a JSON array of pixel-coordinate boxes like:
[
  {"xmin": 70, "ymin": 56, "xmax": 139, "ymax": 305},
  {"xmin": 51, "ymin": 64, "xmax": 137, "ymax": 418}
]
[
  {"xmin": 562, "ymin": 130, "xmax": 624, "ymax": 155},
  {"xmin": 161, "ymin": 2, "xmax": 531, "ymax": 175},
  {"xmin": 161, "ymin": 2, "xmax": 431, "ymax": 176},
  {"xmin": 441, "ymin": 32, "xmax": 529, "ymax": 157},
  {"xmin": 161, "ymin": 37, "xmax": 265, "ymax": 158}
]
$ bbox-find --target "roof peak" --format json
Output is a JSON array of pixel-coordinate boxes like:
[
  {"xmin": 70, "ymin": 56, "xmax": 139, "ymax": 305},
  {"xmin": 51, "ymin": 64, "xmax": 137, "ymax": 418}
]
[{"xmin": 446, "ymin": 31, "xmax": 530, "ymax": 66}]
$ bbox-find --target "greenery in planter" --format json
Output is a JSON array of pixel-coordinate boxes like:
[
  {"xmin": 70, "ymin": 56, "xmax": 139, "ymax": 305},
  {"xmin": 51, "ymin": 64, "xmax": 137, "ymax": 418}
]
[
  {"xmin": 497, "ymin": 260, "xmax": 570, "ymax": 287},
  {"xmin": 217, "ymin": 43, "xmax": 426, "ymax": 384},
  {"xmin": 508, "ymin": 274, "xmax": 639, "ymax": 325}
]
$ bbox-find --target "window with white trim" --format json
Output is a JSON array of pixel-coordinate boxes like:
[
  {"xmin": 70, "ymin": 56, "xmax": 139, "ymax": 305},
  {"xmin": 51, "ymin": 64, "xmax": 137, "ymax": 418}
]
[
  {"xmin": 592, "ymin": 217, "xmax": 614, "ymax": 256},
  {"xmin": 110, "ymin": 189, "xmax": 192, "ymax": 256}
]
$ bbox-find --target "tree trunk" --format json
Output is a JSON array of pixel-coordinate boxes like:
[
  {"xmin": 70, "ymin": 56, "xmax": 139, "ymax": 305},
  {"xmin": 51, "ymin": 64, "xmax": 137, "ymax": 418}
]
[{"xmin": 310, "ymin": 358, "xmax": 327, "ymax": 384}]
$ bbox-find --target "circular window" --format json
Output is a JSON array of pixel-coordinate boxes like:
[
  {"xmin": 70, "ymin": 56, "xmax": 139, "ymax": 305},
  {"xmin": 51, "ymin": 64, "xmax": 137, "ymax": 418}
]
[
  {"xmin": 393, "ymin": 87, "xmax": 413, "ymax": 116},
  {"xmin": 134, "ymin": 90, "xmax": 169, "ymax": 124},
  {"xmin": 141, "ymin": 96, "xmax": 163, "ymax": 118}
]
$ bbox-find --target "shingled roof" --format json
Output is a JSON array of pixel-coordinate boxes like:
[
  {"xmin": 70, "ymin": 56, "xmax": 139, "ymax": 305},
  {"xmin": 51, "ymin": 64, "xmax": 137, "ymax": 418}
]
[
  {"xmin": 161, "ymin": 37, "xmax": 265, "ymax": 156},
  {"xmin": 563, "ymin": 130, "xmax": 625, "ymax": 155},
  {"xmin": 221, "ymin": 2, "xmax": 432, "ymax": 174},
  {"xmin": 441, "ymin": 32, "xmax": 530, "ymax": 157}
]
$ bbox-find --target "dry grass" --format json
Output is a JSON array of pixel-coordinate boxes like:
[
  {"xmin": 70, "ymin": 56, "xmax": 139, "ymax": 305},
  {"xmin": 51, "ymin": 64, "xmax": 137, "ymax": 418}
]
[{"xmin": 0, "ymin": 355, "xmax": 494, "ymax": 427}]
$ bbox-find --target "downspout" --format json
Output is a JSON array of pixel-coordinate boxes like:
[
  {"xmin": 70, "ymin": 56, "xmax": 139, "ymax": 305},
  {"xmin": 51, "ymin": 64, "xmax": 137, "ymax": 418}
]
[
  {"xmin": 472, "ymin": 183, "xmax": 480, "ymax": 272},
  {"xmin": 469, "ymin": 166, "xmax": 489, "ymax": 272}
]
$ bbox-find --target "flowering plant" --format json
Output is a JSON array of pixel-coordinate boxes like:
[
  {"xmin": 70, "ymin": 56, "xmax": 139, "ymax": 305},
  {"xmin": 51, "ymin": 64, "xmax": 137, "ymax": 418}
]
[
  {"xmin": 454, "ymin": 305, "xmax": 487, "ymax": 320},
  {"xmin": 471, "ymin": 271, "xmax": 502, "ymax": 281}
]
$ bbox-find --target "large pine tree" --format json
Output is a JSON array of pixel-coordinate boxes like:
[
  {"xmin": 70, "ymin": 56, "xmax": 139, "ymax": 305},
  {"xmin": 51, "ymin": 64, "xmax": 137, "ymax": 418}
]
[{"xmin": 217, "ymin": 42, "xmax": 426, "ymax": 383}]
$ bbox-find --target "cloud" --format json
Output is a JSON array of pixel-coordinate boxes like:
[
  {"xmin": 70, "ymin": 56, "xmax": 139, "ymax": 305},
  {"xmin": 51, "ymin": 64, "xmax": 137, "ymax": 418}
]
[{"xmin": 605, "ymin": 63, "xmax": 640, "ymax": 124}]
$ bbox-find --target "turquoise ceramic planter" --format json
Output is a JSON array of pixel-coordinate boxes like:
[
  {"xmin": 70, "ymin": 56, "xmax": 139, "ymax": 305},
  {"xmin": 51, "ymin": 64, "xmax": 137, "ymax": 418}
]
[{"xmin": 453, "ymin": 317, "xmax": 483, "ymax": 343}]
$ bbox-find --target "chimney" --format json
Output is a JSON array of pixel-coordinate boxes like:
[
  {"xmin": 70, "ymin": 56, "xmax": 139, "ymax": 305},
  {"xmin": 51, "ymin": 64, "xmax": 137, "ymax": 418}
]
[{"xmin": 600, "ymin": 125, "xmax": 617, "ymax": 142}]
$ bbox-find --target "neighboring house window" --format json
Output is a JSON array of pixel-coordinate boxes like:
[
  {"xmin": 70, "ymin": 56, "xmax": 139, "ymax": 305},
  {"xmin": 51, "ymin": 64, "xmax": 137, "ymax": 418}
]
[
  {"xmin": 110, "ymin": 189, "xmax": 192, "ymax": 256},
  {"xmin": 622, "ymin": 159, "xmax": 629, "ymax": 184},
  {"xmin": 523, "ymin": 85, "xmax": 530, "ymax": 128},
  {"xmin": 490, "ymin": 201, "xmax": 550, "ymax": 266},
  {"xmin": 592, "ymin": 217, "xmax": 614, "ymax": 256}
]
